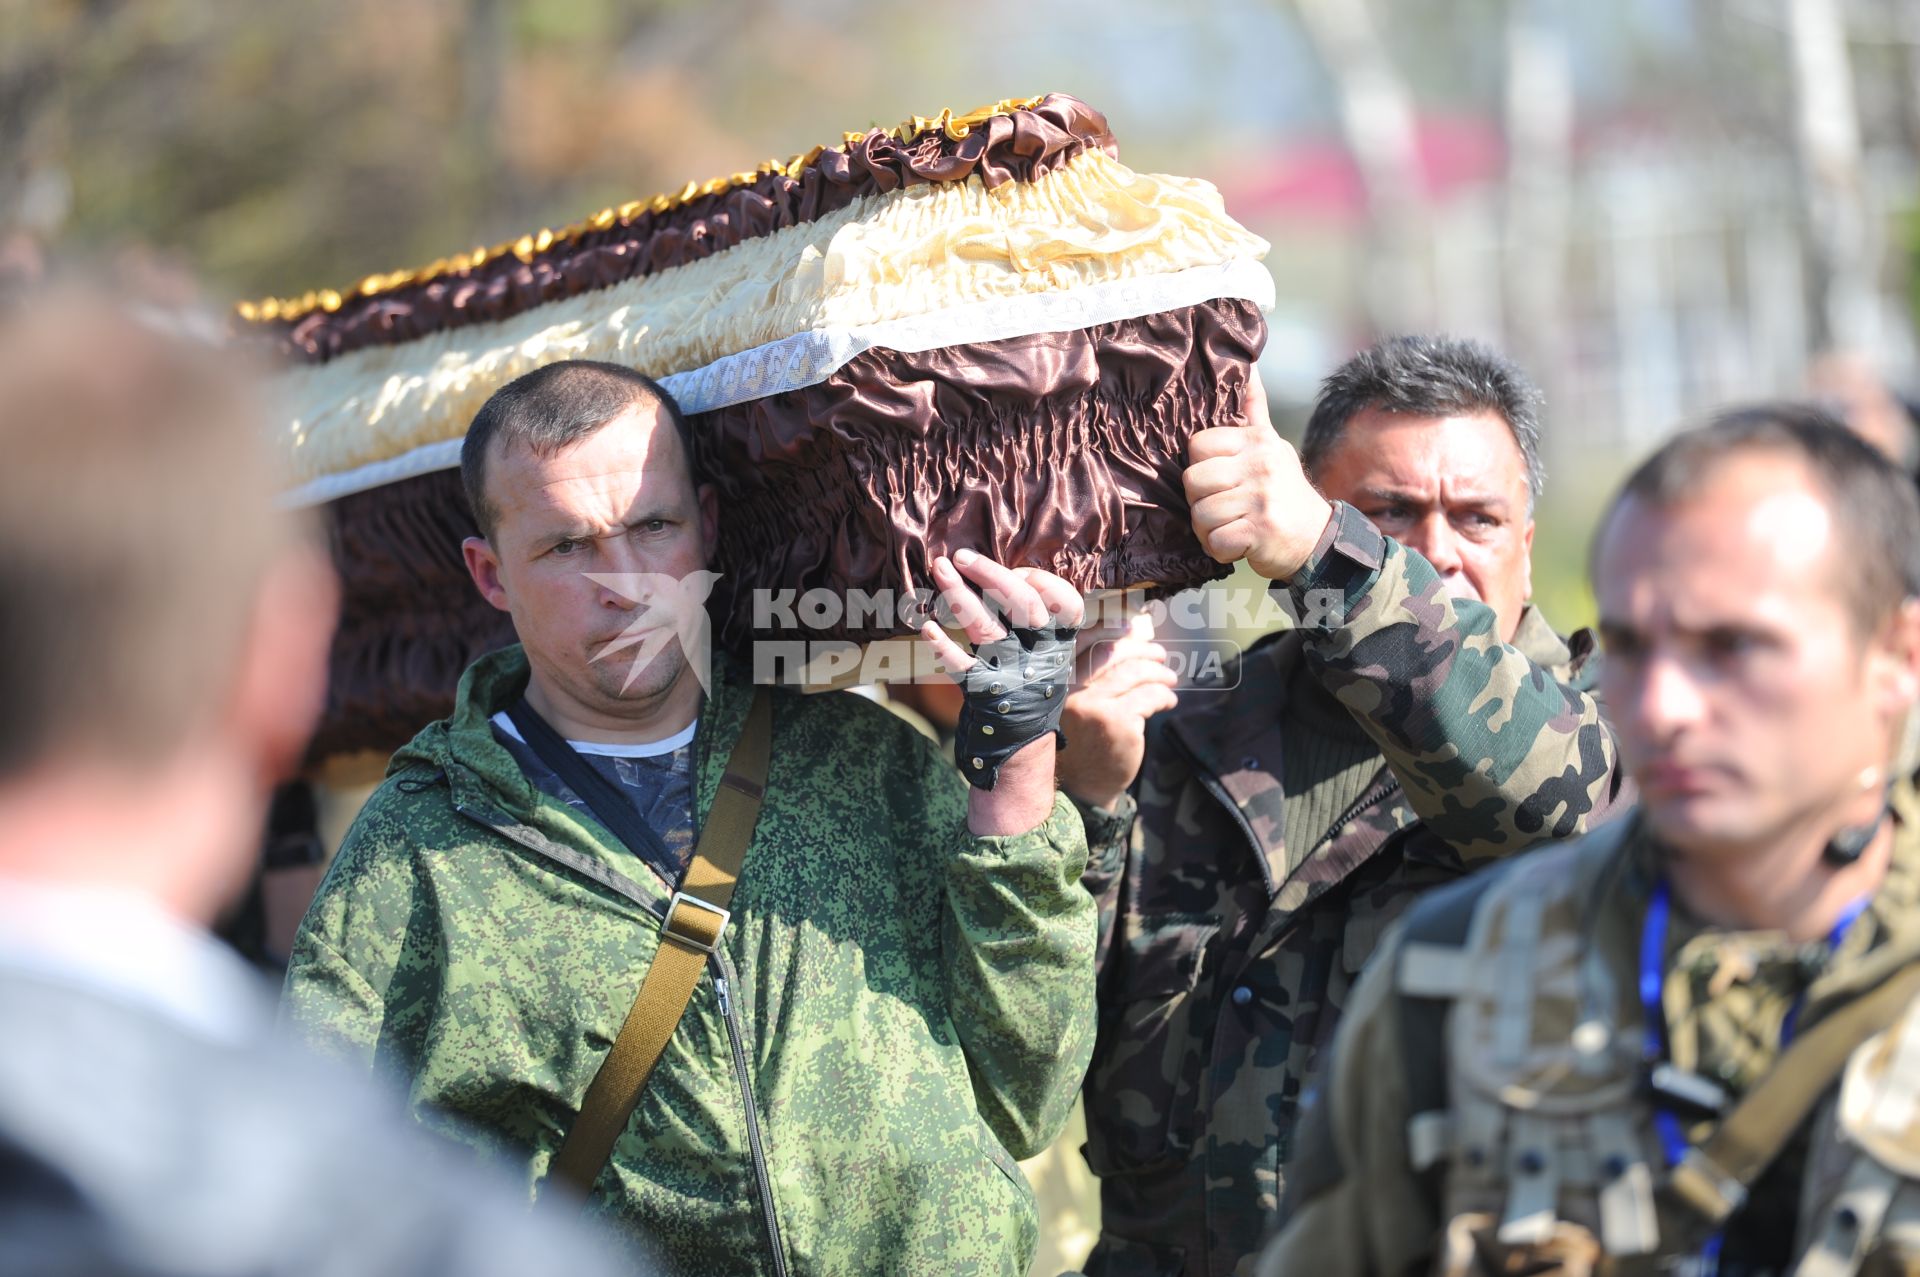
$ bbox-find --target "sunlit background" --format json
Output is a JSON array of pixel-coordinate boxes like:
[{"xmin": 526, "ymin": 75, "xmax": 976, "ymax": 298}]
[
  {"xmin": 10, "ymin": 0, "xmax": 1917, "ymax": 633},
  {"xmin": 8, "ymin": 3, "xmax": 1918, "ymax": 1269}
]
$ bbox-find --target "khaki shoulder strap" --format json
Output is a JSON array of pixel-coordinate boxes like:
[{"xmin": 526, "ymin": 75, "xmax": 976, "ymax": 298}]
[
  {"xmin": 545, "ymin": 687, "xmax": 773, "ymax": 1198},
  {"xmin": 1669, "ymin": 961, "xmax": 1920, "ymax": 1228}
]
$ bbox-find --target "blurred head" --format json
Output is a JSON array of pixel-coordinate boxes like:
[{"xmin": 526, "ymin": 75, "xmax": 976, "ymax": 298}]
[
  {"xmin": 460, "ymin": 361, "xmax": 717, "ymax": 730},
  {"xmin": 0, "ymin": 287, "xmax": 339, "ymax": 921},
  {"xmin": 1593, "ymin": 404, "xmax": 1920, "ymax": 862},
  {"xmin": 1304, "ymin": 335, "xmax": 1543, "ymax": 641},
  {"xmin": 1806, "ymin": 352, "xmax": 1919, "ymax": 470}
]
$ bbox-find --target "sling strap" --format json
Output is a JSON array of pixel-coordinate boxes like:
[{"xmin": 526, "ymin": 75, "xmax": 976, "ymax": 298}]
[
  {"xmin": 504, "ymin": 698, "xmax": 679, "ymax": 878},
  {"xmin": 518, "ymin": 688, "xmax": 773, "ymax": 1198},
  {"xmin": 1668, "ymin": 960, "xmax": 1920, "ymax": 1229}
]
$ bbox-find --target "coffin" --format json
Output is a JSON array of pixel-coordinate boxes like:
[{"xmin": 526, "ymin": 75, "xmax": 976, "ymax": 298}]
[{"xmin": 236, "ymin": 93, "xmax": 1271, "ymax": 759}]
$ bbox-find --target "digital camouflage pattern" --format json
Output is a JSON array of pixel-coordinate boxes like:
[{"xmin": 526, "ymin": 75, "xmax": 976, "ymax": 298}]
[
  {"xmin": 1259, "ymin": 783, "xmax": 1920, "ymax": 1277},
  {"xmin": 284, "ymin": 645, "xmax": 1096, "ymax": 1277},
  {"xmin": 1079, "ymin": 501, "xmax": 1630, "ymax": 1277},
  {"xmin": 877, "ymin": 687, "xmax": 1103, "ymax": 1277}
]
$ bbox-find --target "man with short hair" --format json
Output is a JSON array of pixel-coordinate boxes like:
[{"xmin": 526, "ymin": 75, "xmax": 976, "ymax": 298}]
[
  {"xmin": 0, "ymin": 290, "xmax": 626, "ymax": 1276},
  {"xmin": 1066, "ymin": 336, "xmax": 1628, "ymax": 1276},
  {"xmin": 285, "ymin": 359, "xmax": 1099, "ymax": 1276},
  {"xmin": 1260, "ymin": 404, "xmax": 1920, "ymax": 1277}
]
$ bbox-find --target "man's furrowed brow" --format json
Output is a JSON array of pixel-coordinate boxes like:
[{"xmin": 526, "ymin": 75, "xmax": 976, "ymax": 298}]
[
  {"xmin": 529, "ymin": 506, "xmax": 680, "ymax": 545},
  {"xmin": 1350, "ymin": 486, "xmax": 1518, "ymax": 524},
  {"xmin": 1456, "ymin": 492, "xmax": 1514, "ymax": 514},
  {"xmin": 520, "ymin": 515, "xmax": 603, "ymax": 548},
  {"xmin": 1355, "ymin": 484, "xmax": 1430, "ymax": 505}
]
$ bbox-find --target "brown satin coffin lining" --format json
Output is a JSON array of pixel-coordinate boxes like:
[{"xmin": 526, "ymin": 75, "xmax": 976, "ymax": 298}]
[
  {"xmin": 312, "ymin": 468, "xmax": 515, "ymax": 762},
  {"xmin": 696, "ymin": 296, "xmax": 1265, "ymax": 647},
  {"xmin": 309, "ymin": 296, "xmax": 1264, "ymax": 761}
]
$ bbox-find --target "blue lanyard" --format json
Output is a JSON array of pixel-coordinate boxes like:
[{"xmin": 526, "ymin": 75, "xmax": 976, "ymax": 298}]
[
  {"xmin": 1638, "ymin": 883, "xmax": 1694, "ymax": 1172},
  {"xmin": 1780, "ymin": 894, "xmax": 1871, "ymax": 1043},
  {"xmin": 1639, "ymin": 881, "xmax": 1870, "ymax": 1270}
]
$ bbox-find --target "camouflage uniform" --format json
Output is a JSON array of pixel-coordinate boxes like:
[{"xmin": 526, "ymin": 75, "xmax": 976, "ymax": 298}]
[
  {"xmin": 1079, "ymin": 502, "xmax": 1628, "ymax": 1276},
  {"xmin": 283, "ymin": 645, "xmax": 1096, "ymax": 1277},
  {"xmin": 1260, "ymin": 783, "xmax": 1920, "ymax": 1277}
]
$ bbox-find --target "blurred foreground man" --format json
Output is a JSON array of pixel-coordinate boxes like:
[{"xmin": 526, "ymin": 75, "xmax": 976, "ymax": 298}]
[
  {"xmin": 1070, "ymin": 338, "xmax": 1628, "ymax": 1276},
  {"xmin": 285, "ymin": 361, "xmax": 1097, "ymax": 1276},
  {"xmin": 0, "ymin": 291, "xmax": 625, "ymax": 1275},
  {"xmin": 1262, "ymin": 406, "xmax": 1920, "ymax": 1277}
]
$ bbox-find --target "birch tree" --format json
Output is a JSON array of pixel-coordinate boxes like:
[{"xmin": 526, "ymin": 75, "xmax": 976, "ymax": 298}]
[{"xmin": 1294, "ymin": 0, "xmax": 1432, "ymax": 334}]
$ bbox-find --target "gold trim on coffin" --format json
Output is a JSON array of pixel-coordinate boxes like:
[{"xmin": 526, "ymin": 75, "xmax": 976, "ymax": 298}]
[
  {"xmin": 234, "ymin": 95, "xmax": 1047, "ymax": 326},
  {"xmin": 270, "ymin": 152, "xmax": 1270, "ymax": 487}
]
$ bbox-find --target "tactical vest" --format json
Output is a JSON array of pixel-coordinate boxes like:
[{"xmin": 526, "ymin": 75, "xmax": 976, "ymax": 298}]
[{"xmin": 1392, "ymin": 825, "xmax": 1920, "ymax": 1277}]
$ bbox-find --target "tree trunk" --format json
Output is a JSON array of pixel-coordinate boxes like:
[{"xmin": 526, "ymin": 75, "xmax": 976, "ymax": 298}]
[
  {"xmin": 456, "ymin": 0, "xmax": 508, "ymax": 225},
  {"xmin": 1502, "ymin": 0, "xmax": 1573, "ymax": 434},
  {"xmin": 1787, "ymin": 0, "xmax": 1878, "ymax": 353},
  {"xmin": 1293, "ymin": 0, "xmax": 1431, "ymax": 335}
]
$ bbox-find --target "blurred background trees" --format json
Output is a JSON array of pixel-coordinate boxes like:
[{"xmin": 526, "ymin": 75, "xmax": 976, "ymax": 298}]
[
  {"xmin": 8, "ymin": 8, "xmax": 1915, "ymax": 1271},
  {"xmin": 5, "ymin": 0, "xmax": 1918, "ymax": 628}
]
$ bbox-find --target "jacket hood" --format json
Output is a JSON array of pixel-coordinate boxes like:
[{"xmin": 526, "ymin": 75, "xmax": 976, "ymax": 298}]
[{"xmin": 385, "ymin": 641, "xmax": 533, "ymax": 810}]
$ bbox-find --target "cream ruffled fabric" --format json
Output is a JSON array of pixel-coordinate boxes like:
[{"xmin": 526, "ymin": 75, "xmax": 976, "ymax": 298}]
[{"xmin": 275, "ymin": 150, "xmax": 1270, "ymax": 487}]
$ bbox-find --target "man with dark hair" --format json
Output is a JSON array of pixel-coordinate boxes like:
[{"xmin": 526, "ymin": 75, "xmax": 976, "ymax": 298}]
[
  {"xmin": 0, "ymin": 290, "xmax": 627, "ymax": 1276},
  {"xmin": 1064, "ymin": 337, "xmax": 1628, "ymax": 1276},
  {"xmin": 460, "ymin": 360, "xmax": 695, "ymax": 539},
  {"xmin": 1261, "ymin": 404, "xmax": 1920, "ymax": 1277},
  {"xmin": 285, "ymin": 360, "xmax": 1100, "ymax": 1276},
  {"xmin": 1302, "ymin": 332, "xmax": 1548, "ymax": 512}
]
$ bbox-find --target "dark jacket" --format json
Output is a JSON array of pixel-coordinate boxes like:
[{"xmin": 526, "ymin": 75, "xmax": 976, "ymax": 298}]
[{"xmin": 1081, "ymin": 502, "xmax": 1630, "ymax": 1277}]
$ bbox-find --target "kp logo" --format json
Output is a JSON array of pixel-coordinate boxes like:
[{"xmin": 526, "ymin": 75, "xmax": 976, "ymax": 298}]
[{"xmin": 583, "ymin": 570, "xmax": 722, "ymax": 695}]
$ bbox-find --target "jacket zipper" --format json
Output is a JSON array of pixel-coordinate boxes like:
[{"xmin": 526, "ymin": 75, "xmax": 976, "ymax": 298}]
[
  {"xmin": 1320, "ymin": 774, "xmax": 1400, "ymax": 851},
  {"xmin": 1170, "ymin": 724, "xmax": 1404, "ymax": 895},
  {"xmin": 454, "ymin": 797, "xmax": 788, "ymax": 1274},
  {"xmin": 1171, "ymin": 737, "xmax": 1407, "ymax": 1275},
  {"xmin": 715, "ymin": 957, "xmax": 789, "ymax": 1277},
  {"xmin": 1171, "ymin": 732, "xmax": 1402, "ymax": 986}
]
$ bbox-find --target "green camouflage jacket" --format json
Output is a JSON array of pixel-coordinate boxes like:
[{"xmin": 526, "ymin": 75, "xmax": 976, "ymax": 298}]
[
  {"xmin": 283, "ymin": 646, "xmax": 1096, "ymax": 1277},
  {"xmin": 1079, "ymin": 501, "xmax": 1628, "ymax": 1277}
]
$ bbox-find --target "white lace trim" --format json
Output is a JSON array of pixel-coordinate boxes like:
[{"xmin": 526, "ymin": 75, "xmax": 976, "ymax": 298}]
[{"xmin": 277, "ymin": 257, "xmax": 1274, "ymax": 508}]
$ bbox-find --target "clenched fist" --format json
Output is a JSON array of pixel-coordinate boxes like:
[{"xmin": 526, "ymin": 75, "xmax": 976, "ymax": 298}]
[{"xmin": 1184, "ymin": 374, "xmax": 1335, "ymax": 583}]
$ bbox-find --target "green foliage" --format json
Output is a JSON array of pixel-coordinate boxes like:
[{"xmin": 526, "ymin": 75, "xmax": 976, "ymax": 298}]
[{"xmin": 1528, "ymin": 467, "xmax": 1616, "ymax": 636}]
